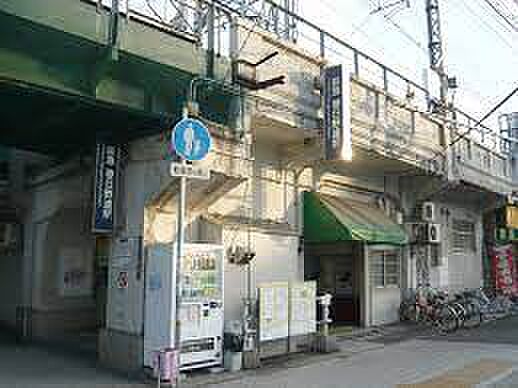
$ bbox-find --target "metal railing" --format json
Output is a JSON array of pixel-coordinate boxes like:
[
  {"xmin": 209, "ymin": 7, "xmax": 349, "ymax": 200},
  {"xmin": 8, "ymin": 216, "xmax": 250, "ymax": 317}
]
[
  {"xmin": 455, "ymin": 138, "xmax": 512, "ymax": 181},
  {"xmin": 92, "ymin": 0, "xmax": 508, "ymax": 157}
]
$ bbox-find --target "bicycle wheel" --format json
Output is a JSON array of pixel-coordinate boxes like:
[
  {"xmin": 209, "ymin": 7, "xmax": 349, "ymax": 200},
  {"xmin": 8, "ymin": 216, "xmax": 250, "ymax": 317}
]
[
  {"xmin": 468, "ymin": 300, "xmax": 482, "ymax": 328},
  {"xmin": 451, "ymin": 302, "xmax": 466, "ymax": 329},
  {"xmin": 435, "ymin": 304, "xmax": 459, "ymax": 333},
  {"xmin": 400, "ymin": 302, "xmax": 418, "ymax": 322}
]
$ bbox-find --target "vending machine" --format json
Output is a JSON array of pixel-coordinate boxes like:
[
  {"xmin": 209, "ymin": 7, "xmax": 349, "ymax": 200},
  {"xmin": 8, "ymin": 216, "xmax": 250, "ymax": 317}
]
[{"xmin": 144, "ymin": 243, "xmax": 224, "ymax": 371}]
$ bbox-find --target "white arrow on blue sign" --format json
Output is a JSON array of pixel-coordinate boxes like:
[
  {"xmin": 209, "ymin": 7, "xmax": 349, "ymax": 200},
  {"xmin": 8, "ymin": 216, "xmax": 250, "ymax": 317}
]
[{"xmin": 171, "ymin": 118, "xmax": 211, "ymax": 161}]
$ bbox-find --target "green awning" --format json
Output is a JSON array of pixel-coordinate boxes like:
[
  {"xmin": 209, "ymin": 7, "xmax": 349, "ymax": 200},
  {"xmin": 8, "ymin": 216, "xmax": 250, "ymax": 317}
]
[{"xmin": 303, "ymin": 191, "xmax": 408, "ymax": 245}]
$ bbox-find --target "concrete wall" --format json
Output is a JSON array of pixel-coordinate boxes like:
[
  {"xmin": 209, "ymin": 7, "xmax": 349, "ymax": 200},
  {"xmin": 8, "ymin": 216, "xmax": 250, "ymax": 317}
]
[
  {"xmin": 207, "ymin": 141, "xmax": 307, "ymax": 322},
  {"xmin": 0, "ymin": 249, "xmax": 23, "ymax": 327},
  {"xmin": 25, "ymin": 162, "xmax": 97, "ymax": 339},
  {"xmin": 351, "ymin": 79, "xmax": 444, "ymax": 173},
  {"xmin": 0, "ymin": 150, "xmax": 70, "ymax": 330},
  {"xmin": 233, "ymin": 19, "xmax": 322, "ymax": 131},
  {"xmin": 369, "ymin": 287, "xmax": 401, "ymax": 326},
  {"xmin": 222, "ymin": 229, "xmax": 300, "ymax": 323}
]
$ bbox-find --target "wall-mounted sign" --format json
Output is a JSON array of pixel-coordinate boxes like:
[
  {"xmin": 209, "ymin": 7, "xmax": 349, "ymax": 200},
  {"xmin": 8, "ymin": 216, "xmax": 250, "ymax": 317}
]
[
  {"xmin": 324, "ymin": 65, "xmax": 352, "ymax": 161},
  {"xmin": 506, "ymin": 206, "xmax": 518, "ymax": 229},
  {"xmin": 170, "ymin": 162, "xmax": 210, "ymax": 180},
  {"xmin": 93, "ymin": 144, "xmax": 120, "ymax": 234}
]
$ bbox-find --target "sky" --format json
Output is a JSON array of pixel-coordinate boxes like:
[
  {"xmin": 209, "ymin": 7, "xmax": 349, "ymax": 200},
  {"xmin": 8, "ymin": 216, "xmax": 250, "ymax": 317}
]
[{"xmin": 299, "ymin": 0, "xmax": 517, "ymax": 134}]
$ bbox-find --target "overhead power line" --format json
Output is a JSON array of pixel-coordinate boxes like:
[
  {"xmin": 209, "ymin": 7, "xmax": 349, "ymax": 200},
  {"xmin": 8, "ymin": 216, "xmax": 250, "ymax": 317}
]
[
  {"xmin": 480, "ymin": 0, "xmax": 518, "ymax": 32},
  {"xmin": 455, "ymin": 0, "xmax": 516, "ymax": 51},
  {"xmin": 383, "ymin": 14, "xmax": 426, "ymax": 52},
  {"xmin": 448, "ymin": 84, "xmax": 518, "ymax": 149}
]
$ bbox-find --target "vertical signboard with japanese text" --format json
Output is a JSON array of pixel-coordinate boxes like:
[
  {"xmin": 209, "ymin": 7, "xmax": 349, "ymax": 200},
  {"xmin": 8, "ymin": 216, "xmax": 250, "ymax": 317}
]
[
  {"xmin": 324, "ymin": 65, "xmax": 352, "ymax": 161},
  {"xmin": 93, "ymin": 144, "xmax": 120, "ymax": 234}
]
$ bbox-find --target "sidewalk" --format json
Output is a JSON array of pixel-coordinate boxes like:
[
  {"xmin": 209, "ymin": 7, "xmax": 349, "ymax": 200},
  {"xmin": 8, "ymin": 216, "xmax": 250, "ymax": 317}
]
[
  {"xmin": 0, "ymin": 332, "xmax": 145, "ymax": 388},
  {"xmin": 208, "ymin": 338, "xmax": 518, "ymax": 388}
]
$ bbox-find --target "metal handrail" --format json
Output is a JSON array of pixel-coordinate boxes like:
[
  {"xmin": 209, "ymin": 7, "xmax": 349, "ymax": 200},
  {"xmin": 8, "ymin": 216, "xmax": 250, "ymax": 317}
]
[{"xmin": 91, "ymin": 0, "xmax": 508, "ymax": 156}]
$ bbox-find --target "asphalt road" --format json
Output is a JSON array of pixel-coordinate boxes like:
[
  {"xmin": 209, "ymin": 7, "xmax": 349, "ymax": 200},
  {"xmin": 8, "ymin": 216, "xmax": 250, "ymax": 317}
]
[
  {"xmin": 364, "ymin": 315, "xmax": 518, "ymax": 346},
  {"xmin": 426, "ymin": 315, "xmax": 518, "ymax": 346},
  {"xmin": 211, "ymin": 316, "xmax": 518, "ymax": 388},
  {"xmin": 0, "ymin": 316, "xmax": 517, "ymax": 387}
]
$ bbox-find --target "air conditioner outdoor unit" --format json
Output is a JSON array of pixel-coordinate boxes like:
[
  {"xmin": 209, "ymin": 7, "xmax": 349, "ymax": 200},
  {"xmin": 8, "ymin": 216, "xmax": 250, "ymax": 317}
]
[
  {"xmin": 426, "ymin": 223, "xmax": 441, "ymax": 244},
  {"xmin": 421, "ymin": 202, "xmax": 437, "ymax": 222},
  {"xmin": 407, "ymin": 222, "xmax": 441, "ymax": 244},
  {"xmin": 0, "ymin": 223, "xmax": 14, "ymax": 247}
]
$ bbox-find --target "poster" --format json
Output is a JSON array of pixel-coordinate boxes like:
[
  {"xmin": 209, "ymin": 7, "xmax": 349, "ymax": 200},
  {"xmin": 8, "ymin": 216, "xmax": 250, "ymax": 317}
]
[
  {"xmin": 259, "ymin": 282, "xmax": 289, "ymax": 342},
  {"xmin": 289, "ymin": 281, "xmax": 317, "ymax": 337},
  {"xmin": 58, "ymin": 247, "xmax": 93, "ymax": 297},
  {"xmin": 491, "ymin": 245, "xmax": 517, "ymax": 294},
  {"xmin": 180, "ymin": 244, "xmax": 223, "ymax": 301}
]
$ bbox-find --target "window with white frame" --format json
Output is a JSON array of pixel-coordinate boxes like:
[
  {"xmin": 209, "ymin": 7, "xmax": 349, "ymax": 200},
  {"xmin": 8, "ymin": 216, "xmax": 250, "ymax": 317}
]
[
  {"xmin": 370, "ymin": 249, "xmax": 401, "ymax": 287},
  {"xmin": 450, "ymin": 219, "xmax": 476, "ymax": 254}
]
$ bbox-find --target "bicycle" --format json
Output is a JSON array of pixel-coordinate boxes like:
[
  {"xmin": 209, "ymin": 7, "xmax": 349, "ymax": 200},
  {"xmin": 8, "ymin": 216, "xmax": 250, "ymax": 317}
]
[
  {"xmin": 451, "ymin": 290, "xmax": 482, "ymax": 328},
  {"xmin": 400, "ymin": 285, "xmax": 458, "ymax": 333}
]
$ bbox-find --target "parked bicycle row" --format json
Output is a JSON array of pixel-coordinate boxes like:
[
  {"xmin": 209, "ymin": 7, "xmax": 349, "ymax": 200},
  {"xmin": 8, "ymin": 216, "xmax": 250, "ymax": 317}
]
[{"xmin": 399, "ymin": 285, "xmax": 518, "ymax": 333}]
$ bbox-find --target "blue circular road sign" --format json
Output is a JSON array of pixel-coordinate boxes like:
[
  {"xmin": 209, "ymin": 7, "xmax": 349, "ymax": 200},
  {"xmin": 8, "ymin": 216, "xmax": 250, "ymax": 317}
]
[{"xmin": 171, "ymin": 118, "xmax": 211, "ymax": 161}]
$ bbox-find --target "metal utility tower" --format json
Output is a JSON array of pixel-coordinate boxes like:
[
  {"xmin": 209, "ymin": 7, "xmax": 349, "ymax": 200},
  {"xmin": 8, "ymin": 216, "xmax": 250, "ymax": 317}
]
[
  {"xmin": 215, "ymin": 0, "xmax": 299, "ymax": 41},
  {"xmin": 139, "ymin": 0, "xmax": 298, "ymax": 44},
  {"xmin": 425, "ymin": 0, "xmax": 448, "ymax": 108},
  {"xmin": 369, "ymin": 0, "xmax": 410, "ymax": 16}
]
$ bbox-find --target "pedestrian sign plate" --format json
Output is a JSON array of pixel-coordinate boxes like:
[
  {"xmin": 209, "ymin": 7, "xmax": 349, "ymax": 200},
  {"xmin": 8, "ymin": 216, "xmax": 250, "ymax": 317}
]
[
  {"xmin": 171, "ymin": 118, "xmax": 211, "ymax": 161},
  {"xmin": 170, "ymin": 162, "xmax": 211, "ymax": 180}
]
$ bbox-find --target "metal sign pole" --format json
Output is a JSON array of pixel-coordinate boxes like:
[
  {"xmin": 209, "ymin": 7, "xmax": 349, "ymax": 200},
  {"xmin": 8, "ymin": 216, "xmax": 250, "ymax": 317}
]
[
  {"xmin": 169, "ymin": 106, "xmax": 211, "ymax": 385},
  {"xmin": 173, "ymin": 108, "xmax": 189, "ymax": 387}
]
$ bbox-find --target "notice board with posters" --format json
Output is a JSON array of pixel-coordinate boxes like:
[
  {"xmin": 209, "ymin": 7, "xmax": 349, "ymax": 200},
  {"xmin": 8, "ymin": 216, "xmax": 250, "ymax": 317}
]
[
  {"xmin": 289, "ymin": 281, "xmax": 317, "ymax": 337},
  {"xmin": 106, "ymin": 236, "xmax": 143, "ymax": 334},
  {"xmin": 258, "ymin": 282, "xmax": 289, "ymax": 342},
  {"xmin": 58, "ymin": 247, "xmax": 93, "ymax": 297}
]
